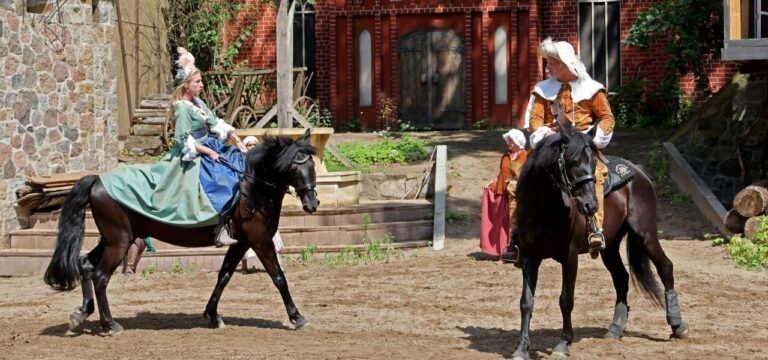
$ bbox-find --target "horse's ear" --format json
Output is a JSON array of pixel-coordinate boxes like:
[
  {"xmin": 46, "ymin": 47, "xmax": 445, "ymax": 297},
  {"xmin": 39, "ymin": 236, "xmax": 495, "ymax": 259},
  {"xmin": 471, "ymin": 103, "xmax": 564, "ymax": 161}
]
[
  {"xmin": 586, "ymin": 124, "xmax": 598, "ymax": 139},
  {"xmin": 302, "ymin": 128, "xmax": 311, "ymax": 142},
  {"xmin": 558, "ymin": 121, "xmax": 571, "ymax": 143}
]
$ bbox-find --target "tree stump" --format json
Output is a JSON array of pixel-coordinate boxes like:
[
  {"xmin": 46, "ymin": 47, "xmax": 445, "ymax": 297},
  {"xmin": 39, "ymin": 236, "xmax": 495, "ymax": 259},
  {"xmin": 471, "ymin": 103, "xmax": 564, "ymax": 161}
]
[
  {"xmin": 743, "ymin": 216, "xmax": 765, "ymax": 241},
  {"xmin": 733, "ymin": 185, "xmax": 768, "ymax": 217},
  {"xmin": 724, "ymin": 209, "xmax": 748, "ymax": 234}
]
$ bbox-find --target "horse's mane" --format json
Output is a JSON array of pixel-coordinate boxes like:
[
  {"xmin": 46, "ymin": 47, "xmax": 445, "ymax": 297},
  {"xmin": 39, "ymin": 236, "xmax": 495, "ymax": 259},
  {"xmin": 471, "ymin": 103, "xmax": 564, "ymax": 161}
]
[{"xmin": 244, "ymin": 135, "xmax": 317, "ymax": 175}]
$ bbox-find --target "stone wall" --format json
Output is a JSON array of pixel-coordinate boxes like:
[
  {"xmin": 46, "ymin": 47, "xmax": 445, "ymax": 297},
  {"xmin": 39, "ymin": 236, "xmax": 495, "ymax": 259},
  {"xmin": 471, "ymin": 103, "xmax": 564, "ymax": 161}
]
[
  {"xmin": 672, "ymin": 71, "xmax": 768, "ymax": 209},
  {"xmin": 0, "ymin": 0, "xmax": 119, "ymax": 245}
]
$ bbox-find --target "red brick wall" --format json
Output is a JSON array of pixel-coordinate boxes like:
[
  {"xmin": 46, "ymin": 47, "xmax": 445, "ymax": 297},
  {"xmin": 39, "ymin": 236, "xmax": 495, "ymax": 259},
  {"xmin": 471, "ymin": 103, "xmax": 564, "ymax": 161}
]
[{"xmin": 228, "ymin": 0, "xmax": 736, "ymax": 129}]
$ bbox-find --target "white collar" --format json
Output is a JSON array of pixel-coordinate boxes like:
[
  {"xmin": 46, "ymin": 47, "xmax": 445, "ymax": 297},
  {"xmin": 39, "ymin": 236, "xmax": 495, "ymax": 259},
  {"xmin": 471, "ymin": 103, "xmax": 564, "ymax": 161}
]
[
  {"xmin": 532, "ymin": 77, "xmax": 605, "ymax": 103},
  {"xmin": 173, "ymin": 98, "xmax": 209, "ymax": 120}
]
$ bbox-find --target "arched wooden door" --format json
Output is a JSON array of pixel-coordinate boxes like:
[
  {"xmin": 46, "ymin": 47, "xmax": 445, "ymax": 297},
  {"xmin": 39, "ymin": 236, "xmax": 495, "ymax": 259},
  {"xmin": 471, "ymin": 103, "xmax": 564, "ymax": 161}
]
[{"xmin": 399, "ymin": 29, "xmax": 465, "ymax": 129}]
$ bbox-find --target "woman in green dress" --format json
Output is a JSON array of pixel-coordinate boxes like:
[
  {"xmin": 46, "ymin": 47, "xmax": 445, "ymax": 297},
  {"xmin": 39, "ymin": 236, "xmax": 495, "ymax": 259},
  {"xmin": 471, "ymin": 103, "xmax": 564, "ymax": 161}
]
[{"xmin": 100, "ymin": 48, "xmax": 247, "ymax": 246}]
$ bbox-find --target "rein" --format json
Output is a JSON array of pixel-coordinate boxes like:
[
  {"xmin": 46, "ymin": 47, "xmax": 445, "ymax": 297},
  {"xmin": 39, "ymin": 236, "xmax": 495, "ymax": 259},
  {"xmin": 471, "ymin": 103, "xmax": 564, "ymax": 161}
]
[
  {"xmin": 215, "ymin": 157, "xmax": 297, "ymax": 199},
  {"xmin": 554, "ymin": 142, "xmax": 595, "ymax": 197}
]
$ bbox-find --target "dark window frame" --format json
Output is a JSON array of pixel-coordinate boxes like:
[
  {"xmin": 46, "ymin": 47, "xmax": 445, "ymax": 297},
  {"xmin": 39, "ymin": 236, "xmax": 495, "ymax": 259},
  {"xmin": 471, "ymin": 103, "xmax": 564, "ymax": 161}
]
[{"xmin": 577, "ymin": 0, "xmax": 621, "ymax": 92}]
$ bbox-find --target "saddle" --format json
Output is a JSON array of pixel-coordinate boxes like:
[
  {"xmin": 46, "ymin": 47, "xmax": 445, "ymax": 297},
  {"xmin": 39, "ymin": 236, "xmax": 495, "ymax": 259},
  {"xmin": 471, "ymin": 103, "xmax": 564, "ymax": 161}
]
[{"xmin": 603, "ymin": 156, "xmax": 635, "ymax": 195}]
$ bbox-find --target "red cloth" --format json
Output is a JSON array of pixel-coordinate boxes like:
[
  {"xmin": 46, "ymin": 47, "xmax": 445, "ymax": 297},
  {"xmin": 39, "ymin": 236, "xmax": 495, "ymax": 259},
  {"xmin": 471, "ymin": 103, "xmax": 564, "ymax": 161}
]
[{"xmin": 479, "ymin": 187, "xmax": 510, "ymax": 256}]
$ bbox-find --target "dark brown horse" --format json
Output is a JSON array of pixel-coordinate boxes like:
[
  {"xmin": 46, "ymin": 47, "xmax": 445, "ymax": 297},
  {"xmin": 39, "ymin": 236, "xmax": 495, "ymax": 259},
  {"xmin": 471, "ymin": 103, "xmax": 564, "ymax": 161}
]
[
  {"xmin": 511, "ymin": 124, "xmax": 688, "ymax": 359},
  {"xmin": 44, "ymin": 129, "xmax": 319, "ymax": 335}
]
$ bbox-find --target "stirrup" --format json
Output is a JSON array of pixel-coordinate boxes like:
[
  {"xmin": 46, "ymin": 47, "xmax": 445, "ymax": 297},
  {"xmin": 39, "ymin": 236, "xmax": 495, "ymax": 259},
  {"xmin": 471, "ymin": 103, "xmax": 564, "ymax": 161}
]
[
  {"xmin": 588, "ymin": 231, "xmax": 605, "ymax": 252},
  {"xmin": 213, "ymin": 223, "xmax": 237, "ymax": 247}
]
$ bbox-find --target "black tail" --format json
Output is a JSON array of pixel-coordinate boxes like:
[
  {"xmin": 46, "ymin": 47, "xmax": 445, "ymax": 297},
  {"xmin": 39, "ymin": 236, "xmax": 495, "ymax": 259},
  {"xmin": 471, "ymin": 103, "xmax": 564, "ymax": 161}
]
[
  {"xmin": 626, "ymin": 230, "xmax": 664, "ymax": 308},
  {"xmin": 43, "ymin": 175, "xmax": 99, "ymax": 291}
]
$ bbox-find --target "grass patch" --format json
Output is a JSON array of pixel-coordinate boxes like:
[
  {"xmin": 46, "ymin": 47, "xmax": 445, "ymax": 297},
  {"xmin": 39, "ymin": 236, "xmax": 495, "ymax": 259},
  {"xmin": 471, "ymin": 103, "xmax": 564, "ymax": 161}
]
[
  {"xmin": 446, "ymin": 210, "xmax": 468, "ymax": 225},
  {"xmin": 648, "ymin": 142, "xmax": 690, "ymax": 202},
  {"xmin": 710, "ymin": 216, "xmax": 768, "ymax": 271},
  {"xmin": 324, "ymin": 134, "xmax": 431, "ymax": 172}
]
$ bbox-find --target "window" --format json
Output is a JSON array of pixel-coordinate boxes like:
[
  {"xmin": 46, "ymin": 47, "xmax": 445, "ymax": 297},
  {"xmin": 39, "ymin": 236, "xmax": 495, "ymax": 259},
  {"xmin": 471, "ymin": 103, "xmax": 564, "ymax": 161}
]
[
  {"xmin": 759, "ymin": 0, "xmax": 768, "ymax": 38},
  {"xmin": 359, "ymin": 30, "xmax": 372, "ymax": 107},
  {"xmin": 578, "ymin": 0, "xmax": 620, "ymax": 92},
  {"xmin": 293, "ymin": 1, "xmax": 317, "ymax": 98},
  {"xmin": 494, "ymin": 26, "xmax": 508, "ymax": 105}
]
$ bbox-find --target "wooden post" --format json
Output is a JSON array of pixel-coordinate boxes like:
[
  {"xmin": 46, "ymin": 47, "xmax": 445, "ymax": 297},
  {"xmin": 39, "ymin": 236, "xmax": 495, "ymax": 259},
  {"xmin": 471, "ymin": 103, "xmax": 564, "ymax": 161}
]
[
  {"xmin": 276, "ymin": 0, "xmax": 295, "ymax": 128},
  {"xmin": 432, "ymin": 145, "xmax": 447, "ymax": 250},
  {"xmin": 114, "ymin": 0, "xmax": 134, "ymax": 123}
]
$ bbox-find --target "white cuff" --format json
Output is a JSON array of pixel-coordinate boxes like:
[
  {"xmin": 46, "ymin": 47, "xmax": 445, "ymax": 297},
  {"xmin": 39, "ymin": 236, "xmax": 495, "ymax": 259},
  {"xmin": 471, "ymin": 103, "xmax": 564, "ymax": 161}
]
[
  {"xmin": 210, "ymin": 119, "xmax": 235, "ymax": 142},
  {"xmin": 530, "ymin": 127, "xmax": 554, "ymax": 149},
  {"xmin": 586, "ymin": 125, "xmax": 612, "ymax": 149},
  {"xmin": 181, "ymin": 135, "xmax": 198, "ymax": 162}
]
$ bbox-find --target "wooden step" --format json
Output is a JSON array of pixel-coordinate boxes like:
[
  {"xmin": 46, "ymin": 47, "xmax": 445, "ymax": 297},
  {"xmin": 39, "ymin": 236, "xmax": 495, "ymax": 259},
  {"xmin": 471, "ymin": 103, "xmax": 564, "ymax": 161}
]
[
  {"xmin": 27, "ymin": 200, "xmax": 433, "ymax": 230},
  {"xmin": 0, "ymin": 240, "xmax": 429, "ymax": 276},
  {"xmin": 9, "ymin": 219, "xmax": 432, "ymax": 250},
  {"xmin": 139, "ymin": 99, "xmax": 171, "ymax": 109}
]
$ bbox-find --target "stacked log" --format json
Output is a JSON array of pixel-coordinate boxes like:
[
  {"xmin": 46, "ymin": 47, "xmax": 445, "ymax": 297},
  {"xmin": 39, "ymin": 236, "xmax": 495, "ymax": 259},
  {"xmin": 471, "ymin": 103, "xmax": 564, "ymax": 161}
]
[
  {"xmin": 15, "ymin": 171, "xmax": 98, "ymax": 215},
  {"xmin": 724, "ymin": 182, "xmax": 768, "ymax": 239}
]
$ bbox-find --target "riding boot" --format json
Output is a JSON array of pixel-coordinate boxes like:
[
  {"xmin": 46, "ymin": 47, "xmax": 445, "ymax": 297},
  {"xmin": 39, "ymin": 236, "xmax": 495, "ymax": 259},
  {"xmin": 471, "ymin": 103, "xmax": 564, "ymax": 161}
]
[
  {"xmin": 122, "ymin": 244, "xmax": 139, "ymax": 275},
  {"xmin": 588, "ymin": 161, "xmax": 608, "ymax": 253},
  {"xmin": 502, "ymin": 229, "xmax": 521, "ymax": 264}
]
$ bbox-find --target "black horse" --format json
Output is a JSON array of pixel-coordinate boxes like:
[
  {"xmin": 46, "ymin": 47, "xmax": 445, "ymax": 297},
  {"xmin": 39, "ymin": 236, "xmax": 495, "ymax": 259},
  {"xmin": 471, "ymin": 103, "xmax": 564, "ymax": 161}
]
[
  {"xmin": 44, "ymin": 129, "xmax": 319, "ymax": 335},
  {"xmin": 511, "ymin": 124, "xmax": 688, "ymax": 359}
]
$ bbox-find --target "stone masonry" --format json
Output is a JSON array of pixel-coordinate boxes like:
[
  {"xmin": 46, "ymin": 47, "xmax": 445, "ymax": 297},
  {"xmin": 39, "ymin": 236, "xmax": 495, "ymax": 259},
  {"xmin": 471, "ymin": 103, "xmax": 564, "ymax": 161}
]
[
  {"xmin": 673, "ymin": 71, "xmax": 768, "ymax": 209},
  {"xmin": 0, "ymin": 0, "xmax": 119, "ymax": 245}
]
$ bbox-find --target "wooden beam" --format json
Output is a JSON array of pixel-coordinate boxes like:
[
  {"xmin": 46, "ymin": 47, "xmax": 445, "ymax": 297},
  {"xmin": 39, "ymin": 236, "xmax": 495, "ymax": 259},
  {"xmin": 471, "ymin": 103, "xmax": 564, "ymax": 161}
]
[
  {"xmin": 114, "ymin": 0, "xmax": 134, "ymax": 122},
  {"xmin": 432, "ymin": 145, "xmax": 447, "ymax": 250},
  {"xmin": 276, "ymin": 0, "xmax": 296, "ymax": 128}
]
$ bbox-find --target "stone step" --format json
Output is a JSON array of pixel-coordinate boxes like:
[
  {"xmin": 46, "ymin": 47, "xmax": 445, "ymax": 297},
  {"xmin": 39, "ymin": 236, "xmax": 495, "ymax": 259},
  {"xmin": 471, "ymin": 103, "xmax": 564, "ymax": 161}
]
[
  {"xmin": 26, "ymin": 200, "xmax": 433, "ymax": 230},
  {"xmin": 0, "ymin": 241, "xmax": 429, "ymax": 276},
  {"xmin": 9, "ymin": 219, "xmax": 432, "ymax": 250}
]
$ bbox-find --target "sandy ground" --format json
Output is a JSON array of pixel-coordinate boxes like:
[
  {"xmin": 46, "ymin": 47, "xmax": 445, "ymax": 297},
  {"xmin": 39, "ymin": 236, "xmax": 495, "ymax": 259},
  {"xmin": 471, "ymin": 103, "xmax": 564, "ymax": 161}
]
[{"xmin": 1, "ymin": 129, "xmax": 766, "ymax": 359}]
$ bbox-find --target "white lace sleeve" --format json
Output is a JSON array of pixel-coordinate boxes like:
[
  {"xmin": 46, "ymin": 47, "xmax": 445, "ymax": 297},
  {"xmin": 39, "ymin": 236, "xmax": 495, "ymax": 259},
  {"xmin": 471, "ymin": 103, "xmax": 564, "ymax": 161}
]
[
  {"xmin": 589, "ymin": 125, "xmax": 612, "ymax": 149},
  {"xmin": 210, "ymin": 118, "xmax": 235, "ymax": 142},
  {"xmin": 181, "ymin": 135, "xmax": 199, "ymax": 162}
]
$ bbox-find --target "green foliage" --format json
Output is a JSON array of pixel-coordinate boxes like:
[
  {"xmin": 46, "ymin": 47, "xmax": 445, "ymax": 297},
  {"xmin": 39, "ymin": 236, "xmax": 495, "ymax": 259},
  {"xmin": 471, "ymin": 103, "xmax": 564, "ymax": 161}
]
[
  {"xmin": 472, "ymin": 119, "xmax": 491, "ymax": 130},
  {"xmin": 648, "ymin": 142, "xmax": 690, "ymax": 201},
  {"xmin": 169, "ymin": 258, "xmax": 198, "ymax": 274},
  {"xmin": 324, "ymin": 134, "xmax": 430, "ymax": 172},
  {"xmin": 624, "ymin": 0, "xmax": 723, "ymax": 94},
  {"xmin": 300, "ymin": 244, "xmax": 317, "ymax": 262},
  {"xmin": 319, "ymin": 233, "xmax": 403, "ymax": 266},
  {"xmin": 446, "ymin": 210, "xmax": 468, "ymax": 225},
  {"xmin": 609, "ymin": 77, "xmax": 651, "ymax": 128},
  {"xmin": 164, "ymin": 1, "xmax": 254, "ymax": 71},
  {"xmin": 141, "ymin": 262, "xmax": 157, "ymax": 277},
  {"xmin": 711, "ymin": 217, "xmax": 768, "ymax": 271},
  {"xmin": 620, "ymin": 0, "xmax": 723, "ymax": 127}
]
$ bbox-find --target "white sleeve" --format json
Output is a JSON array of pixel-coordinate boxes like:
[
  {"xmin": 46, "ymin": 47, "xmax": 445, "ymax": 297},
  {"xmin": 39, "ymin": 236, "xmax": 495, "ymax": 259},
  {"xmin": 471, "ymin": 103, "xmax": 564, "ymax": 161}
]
[
  {"xmin": 523, "ymin": 94, "xmax": 535, "ymax": 129},
  {"xmin": 586, "ymin": 125, "xmax": 612, "ymax": 149},
  {"xmin": 210, "ymin": 118, "xmax": 235, "ymax": 142},
  {"xmin": 181, "ymin": 135, "xmax": 199, "ymax": 162},
  {"xmin": 530, "ymin": 126, "xmax": 554, "ymax": 149}
]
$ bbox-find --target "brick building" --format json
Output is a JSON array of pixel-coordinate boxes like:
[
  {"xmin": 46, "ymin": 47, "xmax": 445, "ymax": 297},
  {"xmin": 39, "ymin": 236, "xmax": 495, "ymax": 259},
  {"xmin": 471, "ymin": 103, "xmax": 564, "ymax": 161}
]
[{"xmin": 230, "ymin": 0, "xmax": 736, "ymax": 130}]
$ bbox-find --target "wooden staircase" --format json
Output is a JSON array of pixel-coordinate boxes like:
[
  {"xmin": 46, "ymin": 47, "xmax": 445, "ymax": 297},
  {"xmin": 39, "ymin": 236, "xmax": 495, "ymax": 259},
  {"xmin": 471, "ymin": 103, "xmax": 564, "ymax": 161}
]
[
  {"xmin": 124, "ymin": 95, "xmax": 171, "ymax": 156},
  {"xmin": 0, "ymin": 200, "xmax": 434, "ymax": 276}
]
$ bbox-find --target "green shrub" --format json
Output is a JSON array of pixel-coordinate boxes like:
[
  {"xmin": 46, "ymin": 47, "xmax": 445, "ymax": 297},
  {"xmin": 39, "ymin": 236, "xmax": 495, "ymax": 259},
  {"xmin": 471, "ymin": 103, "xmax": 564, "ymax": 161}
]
[{"xmin": 324, "ymin": 134, "xmax": 430, "ymax": 171}]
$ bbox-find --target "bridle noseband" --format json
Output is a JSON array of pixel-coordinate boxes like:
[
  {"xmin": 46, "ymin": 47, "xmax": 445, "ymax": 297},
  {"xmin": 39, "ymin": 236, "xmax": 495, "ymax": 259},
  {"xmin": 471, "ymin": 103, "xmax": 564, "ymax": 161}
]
[{"xmin": 555, "ymin": 143, "xmax": 595, "ymax": 197}]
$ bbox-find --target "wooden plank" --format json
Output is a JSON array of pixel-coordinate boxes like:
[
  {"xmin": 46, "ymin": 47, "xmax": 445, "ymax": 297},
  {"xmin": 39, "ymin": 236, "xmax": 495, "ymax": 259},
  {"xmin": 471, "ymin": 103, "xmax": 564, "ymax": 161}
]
[
  {"xmin": 140, "ymin": 117, "xmax": 167, "ymax": 125},
  {"xmin": 132, "ymin": 124, "xmax": 163, "ymax": 136},
  {"xmin": 139, "ymin": 99, "xmax": 171, "ymax": 109},
  {"xmin": 27, "ymin": 171, "xmax": 98, "ymax": 185}
]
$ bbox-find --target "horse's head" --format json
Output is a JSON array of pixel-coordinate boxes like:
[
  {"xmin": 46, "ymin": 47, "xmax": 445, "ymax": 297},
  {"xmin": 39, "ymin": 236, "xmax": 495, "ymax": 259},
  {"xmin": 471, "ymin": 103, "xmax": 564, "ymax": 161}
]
[
  {"xmin": 555, "ymin": 122, "xmax": 599, "ymax": 217},
  {"xmin": 247, "ymin": 129, "xmax": 320, "ymax": 214}
]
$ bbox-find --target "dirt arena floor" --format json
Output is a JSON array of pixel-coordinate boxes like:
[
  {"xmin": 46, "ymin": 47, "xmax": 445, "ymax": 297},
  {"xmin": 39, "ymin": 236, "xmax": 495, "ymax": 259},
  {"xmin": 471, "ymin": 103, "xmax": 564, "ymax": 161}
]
[{"xmin": 1, "ymin": 129, "xmax": 767, "ymax": 359}]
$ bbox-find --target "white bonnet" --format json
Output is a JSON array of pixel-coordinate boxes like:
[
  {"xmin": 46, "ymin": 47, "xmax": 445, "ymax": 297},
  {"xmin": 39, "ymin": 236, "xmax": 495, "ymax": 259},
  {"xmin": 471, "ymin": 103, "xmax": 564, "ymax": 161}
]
[
  {"xmin": 502, "ymin": 129, "xmax": 526, "ymax": 149},
  {"xmin": 243, "ymin": 136, "xmax": 259, "ymax": 145}
]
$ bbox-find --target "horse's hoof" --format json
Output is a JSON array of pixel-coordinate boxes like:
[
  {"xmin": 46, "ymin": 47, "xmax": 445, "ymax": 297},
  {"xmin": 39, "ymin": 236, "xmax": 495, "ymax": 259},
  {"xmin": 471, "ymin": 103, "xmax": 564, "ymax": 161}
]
[
  {"xmin": 552, "ymin": 341, "xmax": 570, "ymax": 357},
  {"xmin": 291, "ymin": 315, "xmax": 310, "ymax": 329},
  {"xmin": 68, "ymin": 311, "xmax": 88, "ymax": 331},
  {"xmin": 604, "ymin": 331, "xmax": 622, "ymax": 340},
  {"xmin": 64, "ymin": 329, "xmax": 81, "ymax": 337},
  {"xmin": 101, "ymin": 323, "xmax": 124, "ymax": 336},
  {"xmin": 204, "ymin": 312, "xmax": 225, "ymax": 329},
  {"xmin": 670, "ymin": 322, "xmax": 689, "ymax": 340},
  {"xmin": 512, "ymin": 346, "xmax": 529, "ymax": 360}
]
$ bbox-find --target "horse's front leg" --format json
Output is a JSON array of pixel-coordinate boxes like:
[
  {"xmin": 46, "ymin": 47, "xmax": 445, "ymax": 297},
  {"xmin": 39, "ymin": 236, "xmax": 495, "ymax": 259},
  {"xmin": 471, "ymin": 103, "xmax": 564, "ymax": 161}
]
[
  {"xmin": 552, "ymin": 250, "xmax": 579, "ymax": 357},
  {"xmin": 513, "ymin": 255, "xmax": 542, "ymax": 360},
  {"xmin": 203, "ymin": 243, "xmax": 248, "ymax": 328},
  {"xmin": 255, "ymin": 246, "xmax": 308, "ymax": 329},
  {"xmin": 67, "ymin": 244, "xmax": 103, "ymax": 334}
]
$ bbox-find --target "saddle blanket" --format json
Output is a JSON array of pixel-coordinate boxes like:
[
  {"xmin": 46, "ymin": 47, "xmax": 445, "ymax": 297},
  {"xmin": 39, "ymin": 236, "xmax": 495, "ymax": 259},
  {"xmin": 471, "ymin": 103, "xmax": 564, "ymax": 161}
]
[{"xmin": 604, "ymin": 155, "xmax": 636, "ymax": 195}]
